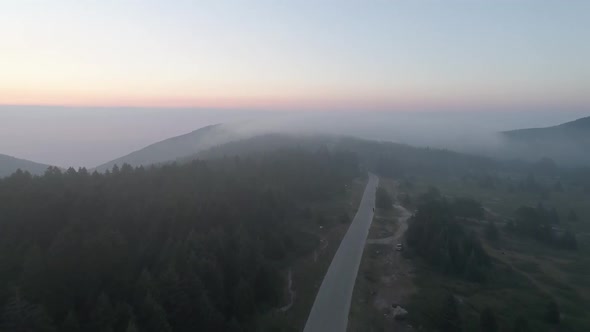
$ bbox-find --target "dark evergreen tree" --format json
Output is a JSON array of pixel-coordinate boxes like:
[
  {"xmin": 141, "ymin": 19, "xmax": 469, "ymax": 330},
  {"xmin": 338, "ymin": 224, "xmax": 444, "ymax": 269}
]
[
  {"xmin": 90, "ymin": 292, "xmax": 115, "ymax": 332},
  {"xmin": 226, "ymin": 317, "xmax": 242, "ymax": 332},
  {"xmin": 20, "ymin": 245, "xmax": 46, "ymax": 302},
  {"xmin": 558, "ymin": 230, "xmax": 578, "ymax": 250},
  {"xmin": 479, "ymin": 307, "xmax": 498, "ymax": 332},
  {"xmin": 399, "ymin": 193, "xmax": 412, "ymax": 207},
  {"xmin": 375, "ymin": 187, "xmax": 393, "ymax": 210},
  {"xmin": 134, "ymin": 269, "xmax": 155, "ymax": 305},
  {"xmin": 549, "ymin": 207, "xmax": 560, "ymax": 224},
  {"xmin": 339, "ymin": 212, "xmax": 351, "ymax": 224},
  {"xmin": 125, "ymin": 319, "xmax": 138, "ymax": 332},
  {"xmin": 438, "ymin": 294, "xmax": 462, "ymax": 332},
  {"xmin": 484, "ymin": 221, "xmax": 499, "ymax": 242},
  {"xmin": 451, "ymin": 198, "xmax": 484, "ymax": 219},
  {"xmin": 140, "ymin": 293, "xmax": 171, "ymax": 332},
  {"xmin": 233, "ymin": 278, "xmax": 257, "ymax": 321},
  {"xmin": 0, "ymin": 290, "xmax": 55, "ymax": 332},
  {"xmin": 512, "ymin": 316, "xmax": 530, "ymax": 332},
  {"xmin": 568, "ymin": 209, "xmax": 578, "ymax": 222},
  {"xmin": 61, "ymin": 310, "xmax": 80, "ymax": 332},
  {"xmin": 544, "ymin": 300, "xmax": 560, "ymax": 324}
]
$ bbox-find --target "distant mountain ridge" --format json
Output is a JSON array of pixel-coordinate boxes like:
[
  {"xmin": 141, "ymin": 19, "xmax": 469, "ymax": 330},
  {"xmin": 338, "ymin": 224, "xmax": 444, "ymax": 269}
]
[
  {"xmin": 500, "ymin": 116, "xmax": 590, "ymax": 165},
  {"xmin": 503, "ymin": 116, "xmax": 590, "ymax": 138},
  {"xmin": 0, "ymin": 154, "xmax": 51, "ymax": 177},
  {"xmin": 95, "ymin": 115, "xmax": 590, "ymax": 172},
  {"xmin": 95, "ymin": 123, "xmax": 244, "ymax": 171}
]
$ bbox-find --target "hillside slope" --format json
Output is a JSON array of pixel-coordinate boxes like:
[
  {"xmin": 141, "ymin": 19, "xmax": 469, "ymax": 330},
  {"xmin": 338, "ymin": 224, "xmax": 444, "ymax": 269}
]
[
  {"xmin": 0, "ymin": 154, "xmax": 51, "ymax": 177},
  {"xmin": 503, "ymin": 116, "xmax": 590, "ymax": 140},
  {"xmin": 95, "ymin": 124, "xmax": 242, "ymax": 171},
  {"xmin": 500, "ymin": 116, "xmax": 590, "ymax": 165}
]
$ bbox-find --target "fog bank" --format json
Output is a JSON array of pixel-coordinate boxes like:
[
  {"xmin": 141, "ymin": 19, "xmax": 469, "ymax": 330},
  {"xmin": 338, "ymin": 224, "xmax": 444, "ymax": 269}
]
[{"xmin": 1, "ymin": 105, "xmax": 587, "ymax": 167}]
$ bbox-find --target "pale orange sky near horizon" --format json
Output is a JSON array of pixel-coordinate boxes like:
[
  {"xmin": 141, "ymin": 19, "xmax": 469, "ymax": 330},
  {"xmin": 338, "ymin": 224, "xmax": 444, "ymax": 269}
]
[
  {"xmin": 2, "ymin": 91, "xmax": 588, "ymax": 112},
  {"xmin": 1, "ymin": 1, "xmax": 589, "ymax": 111}
]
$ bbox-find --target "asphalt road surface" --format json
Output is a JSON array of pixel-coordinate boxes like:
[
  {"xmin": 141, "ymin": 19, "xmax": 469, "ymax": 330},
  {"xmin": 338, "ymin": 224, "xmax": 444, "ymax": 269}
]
[{"xmin": 303, "ymin": 173, "xmax": 379, "ymax": 332}]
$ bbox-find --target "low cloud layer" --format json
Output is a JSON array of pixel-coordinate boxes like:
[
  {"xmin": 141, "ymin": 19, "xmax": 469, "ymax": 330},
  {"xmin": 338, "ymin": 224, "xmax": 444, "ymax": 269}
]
[{"xmin": 1, "ymin": 105, "xmax": 587, "ymax": 168}]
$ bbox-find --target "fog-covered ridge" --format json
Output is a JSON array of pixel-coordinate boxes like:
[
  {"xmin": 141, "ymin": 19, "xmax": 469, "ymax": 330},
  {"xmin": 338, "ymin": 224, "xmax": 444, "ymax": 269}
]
[
  {"xmin": 498, "ymin": 116, "xmax": 590, "ymax": 165},
  {"xmin": 94, "ymin": 124, "xmax": 246, "ymax": 172}
]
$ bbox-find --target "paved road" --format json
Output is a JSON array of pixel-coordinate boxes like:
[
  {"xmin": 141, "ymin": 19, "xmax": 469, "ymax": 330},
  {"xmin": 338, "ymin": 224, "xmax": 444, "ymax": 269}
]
[{"xmin": 303, "ymin": 173, "xmax": 379, "ymax": 332}]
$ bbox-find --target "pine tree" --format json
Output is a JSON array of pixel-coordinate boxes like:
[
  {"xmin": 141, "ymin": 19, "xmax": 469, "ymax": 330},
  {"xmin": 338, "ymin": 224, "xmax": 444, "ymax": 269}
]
[
  {"xmin": 375, "ymin": 187, "xmax": 393, "ymax": 210},
  {"xmin": 568, "ymin": 209, "xmax": 578, "ymax": 222},
  {"xmin": 162, "ymin": 267, "xmax": 204, "ymax": 332},
  {"xmin": 549, "ymin": 207, "xmax": 560, "ymax": 224},
  {"xmin": 233, "ymin": 278, "xmax": 257, "ymax": 321},
  {"xmin": 140, "ymin": 293, "xmax": 171, "ymax": 332},
  {"xmin": 197, "ymin": 293, "xmax": 225, "ymax": 331},
  {"xmin": 479, "ymin": 307, "xmax": 498, "ymax": 332},
  {"xmin": 134, "ymin": 269, "xmax": 155, "ymax": 305},
  {"xmin": 544, "ymin": 300, "xmax": 560, "ymax": 324},
  {"xmin": 484, "ymin": 221, "xmax": 499, "ymax": 242},
  {"xmin": 0, "ymin": 289, "xmax": 56, "ymax": 332},
  {"xmin": 226, "ymin": 317, "xmax": 242, "ymax": 332},
  {"xmin": 512, "ymin": 316, "xmax": 530, "ymax": 332},
  {"xmin": 559, "ymin": 230, "xmax": 578, "ymax": 250},
  {"xmin": 405, "ymin": 194, "xmax": 414, "ymax": 206},
  {"xmin": 438, "ymin": 294, "xmax": 462, "ymax": 332},
  {"xmin": 61, "ymin": 310, "xmax": 80, "ymax": 332},
  {"xmin": 20, "ymin": 245, "xmax": 46, "ymax": 301},
  {"xmin": 90, "ymin": 292, "xmax": 115, "ymax": 332},
  {"xmin": 464, "ymin": 250, "xmax": 483, "ymax": 282},
  {"xmin": 125, "ymin": 319, "xmax": 139, "ymax": 332},
  {"xmin": 254, "ymin": 263, "xmax": 282, "ymax": 307}
]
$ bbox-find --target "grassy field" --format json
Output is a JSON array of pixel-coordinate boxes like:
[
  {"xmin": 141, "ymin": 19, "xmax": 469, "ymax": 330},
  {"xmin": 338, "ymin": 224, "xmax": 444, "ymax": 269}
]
[{"xmin": 401, "ymin": 176, "xmax": 590, "ymax": 332}]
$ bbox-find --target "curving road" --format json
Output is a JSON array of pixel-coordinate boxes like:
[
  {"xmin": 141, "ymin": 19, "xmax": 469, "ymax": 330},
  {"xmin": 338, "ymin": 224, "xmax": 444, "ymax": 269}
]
[{"xmin": 303, "ymin": 173, "xmax": 379, "ymax": 332}]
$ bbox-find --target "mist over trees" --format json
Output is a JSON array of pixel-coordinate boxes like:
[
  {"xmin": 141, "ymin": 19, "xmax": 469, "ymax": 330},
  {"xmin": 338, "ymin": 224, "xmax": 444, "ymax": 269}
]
[
  {"xmin": 405, "ymin": 191, "xmax": 491, "ymax": 282},
  {"xmin": 375, "ymin": 187, "xmax": 393, "ymax": 210},
  {"xmin": 0, "ymin": 149, "xmax": 358, "ymax": 331},
  {"xmin": 506, "ymin": 205, "xmax": 578, "ymax": 250},
  {"xmin": 500, "ymin": 116, "xmax": 590, "ymax": 166},
  {"xmin": 1, "ymin": 127, "xmax": 589, "ymax": 331}
]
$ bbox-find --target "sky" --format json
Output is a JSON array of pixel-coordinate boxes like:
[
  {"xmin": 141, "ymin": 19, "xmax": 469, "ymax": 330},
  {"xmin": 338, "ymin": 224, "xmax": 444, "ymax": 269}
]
[
  {"xmin": 1, "ymin": 1, "xmax": 589, "ymax": 167},
  {"xmin": 1, "ymin": 0, "xmax": 589, "ymax": 110}
]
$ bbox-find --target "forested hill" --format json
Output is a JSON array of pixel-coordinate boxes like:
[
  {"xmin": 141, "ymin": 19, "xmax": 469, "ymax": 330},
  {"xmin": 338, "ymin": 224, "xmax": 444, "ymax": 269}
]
[
  {"xmin": 503, "ymin": 116, "xmax": 590, "ymax": 139},
  {"xmin": 94, "ymin": 124, "xmax": 241, "ymax": 172},
  {"xmin": 0, "ymin": 150, "xmax": 359, "ymax": 332},
  {"xmin": 500, "ymin": 116, "xmax": 590, "ymax": 165},
  {"xmin": 333, "ymin": 137, "xmax": 495, "ymax": 177},
  {"xmin": 194, "ymin": 134, "xmax": 496, "ymax": 177},
  {"xmin": 0, "ymin": 153, "xmax": 51, "ymax": 177}
]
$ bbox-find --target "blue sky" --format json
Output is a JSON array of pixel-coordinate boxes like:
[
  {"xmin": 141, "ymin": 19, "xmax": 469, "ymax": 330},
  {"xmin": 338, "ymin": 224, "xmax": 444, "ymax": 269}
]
[{"xmin": 1, "ymin": 0, "xmax": 588, "ymax": 109}]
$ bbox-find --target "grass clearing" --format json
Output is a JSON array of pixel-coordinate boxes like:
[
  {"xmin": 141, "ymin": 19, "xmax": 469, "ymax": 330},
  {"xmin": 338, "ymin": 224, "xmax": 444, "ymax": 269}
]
[{"xmin": 399, "ymin": 176, "xmax": 590, "ymax": 331}]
